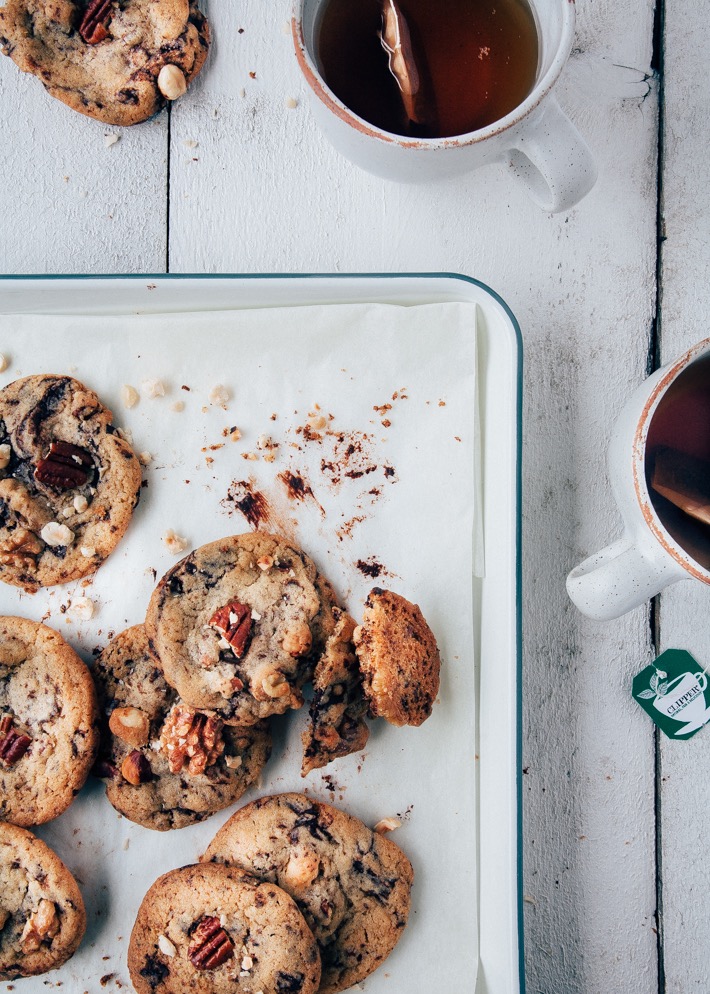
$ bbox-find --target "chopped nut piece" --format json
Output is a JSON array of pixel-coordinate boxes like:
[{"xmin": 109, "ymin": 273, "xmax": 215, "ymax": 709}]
[
  {"xmin": 228, "ymin": 427, "xmax": 242, "ymax": 441},
  {"xmin": 0, "ymin": 354, "xmax": 8, "ymax": 372},
  {"xmin": 261, "ymin": 671, "xmax": 290, "ymax": 698},
  {"xmin": 282, "ymin": 623, "xmax": 312, "ymax": 657},
  {"xmin": 158, "ymin": 64, "xmax": 188, "ymax": 101},
  {"xmin": 0, "ymin": 443, "xmax": 10, "ymax": 470},
  {"xmin": 256, "ymin": 554, "xmax": 273, "ymax": 571},
  {"xmin": 162, "ymin": 529, "xmax": 188, "ymax": 555},
  {"xmin": 188, "ymin": 917, "xmax": 234, "ymax": 970},
  {"xmin": 209, "ymin": 384, "xmax": 231, "ymax": 407},
  {"xmin": 209, "ymin": 602, "xmax": 252, "ymax": 658},
  {"xmin": 0, "ymin": 528, "xmax": 43, "ymax": 567},
  {"xmin": 104, "ymin": 133, "xmax": 120, "ymax": 147},
  {"xmin": 121, "ymin": 384, "xmax": 139, "ymax": 409},
  {"xmin": 20, "ymin": 900, "xmax": 59, "ymax": 953},
  {"xmin": 121, "ymin": 749, "xmax": 152, "ymax": 785},
  {"xmin": 69, "ymin": 596, "xmax": 94, "ymax": 621},
  {"xmin": 241, "ymin": 954, "xmax": 254, "ymax": 971},
  {"xmin": 160, "ymin": 704, "xmax": 225, "ymax": 775},
  {"xmin": 73, "ymin": 494, "xmax": 89, "ymax": 513},
  {"xmin": 138, "ymin": 451, "xmax": 152, "ymax": 466},
  {"xmin": 80, "ymin": 545, "xmax": 96, "ymax": 558},
  {"xmin": 224, "ymin": 754, "xmax": 243, "ymax": 770},
  {"xmin": 40, "ymin": 521, "xmax": 75, "ymax": 548},
  {"xmin": 142, "ymin": 378, "xmax": 166, "ymax": 399},
  {"xmin": 284, "ymin": 849, "xmax": 320, "ymax": 889},
  {"xmin": 109, "ymin": 707, "xmax": 151, "ymax": 748},
  {"xmin": 79, "ymin": 0, "xmax": 112, "ymax": 43},
  {"xmin": 374, "ymin": 816, "xmax": 402, "ymax": 834},
  {"xmin": 158, "ymin": 934, "xmax": 177, "ymax": 957}
]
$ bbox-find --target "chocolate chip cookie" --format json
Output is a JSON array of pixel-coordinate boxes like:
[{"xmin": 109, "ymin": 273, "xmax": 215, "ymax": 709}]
[
  {"xmin": 93, "ymin": 624, "xmax": 272, "ymax": 831},
  {"xmin": 203, "ymin": 792, "xmax": 414, "ymax": 994},
  {"xmin": 0, "ymin": 374, "xmax": 142, "ymax": 593},
  {"xmin": 145, "ymin": 533, "xmax": 334, "ymax": 726},
  {"xmin": 301, "ymin": 604, "xmax": 369, "ymax": 777},
  {"xmin": 354, "ymin": 587, "xmax": 441, "ymax": 726},
  {"xmin": 127, "ymin": 862, "xmax": 321, "ymax": 994},
  {"xmin": 0, "ymin": 822, "xmax": 86, "ymax": 980},
  {"xmin": 0, "ymin": 0, "xmax": 210, "ymax": 126},
  {"xmin": 0, "ymin": 615, "xmax": 99, "ymax": 827}
]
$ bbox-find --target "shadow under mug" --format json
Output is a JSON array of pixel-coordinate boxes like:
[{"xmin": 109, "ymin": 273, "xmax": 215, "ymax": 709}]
[
  {"xmin": 292, "ymin": 0, "xmax": 597, "ymax": 212},
  {"xmin": 567, "ymin": 339, "xmax": 710, "ymax": 621}
]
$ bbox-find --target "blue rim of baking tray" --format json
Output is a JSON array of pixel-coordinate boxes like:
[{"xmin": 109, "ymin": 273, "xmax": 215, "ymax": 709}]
[{"xmin": 0, "ymin": 270, "xmax": 525, "ymax": 994}]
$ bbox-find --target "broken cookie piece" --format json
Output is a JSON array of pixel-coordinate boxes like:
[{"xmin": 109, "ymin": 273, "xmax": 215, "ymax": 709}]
[{"xmin": 354, "ymin": 587, "xmax": 441, "ymax": 726}]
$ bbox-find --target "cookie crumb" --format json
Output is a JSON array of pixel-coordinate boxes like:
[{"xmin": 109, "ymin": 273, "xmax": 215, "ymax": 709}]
[
  {"xmin": 171, "ymin": 400, "xmax": 185, "ymax": 413},
  {"xmin": 121, "ymin": 385, "xmax": 139, "ymax": 409},
  {"xmin": 162, "ymin": 529, "xmax": 188, "ymax": 555},
  {"xmin": 184, "ymin": 139, "xmax": 199, "ymax": 148},
  {"xmin": 138, "ymin": 451, "xmax": 152, "ymax": 466},
  {"xmin": 104, "ymin": 133, "xmax": 120, "ymax": 147},
  {"xmin": 285, "ymin": 96, "xmax": 298, "ymax": 109},
  {"xmin": 0, "ymin": 443, "xmax": 10, "ymax": 470},
  {"xmin": 0, "ymin": 354, "xmax": 9, "ymax": 372}
]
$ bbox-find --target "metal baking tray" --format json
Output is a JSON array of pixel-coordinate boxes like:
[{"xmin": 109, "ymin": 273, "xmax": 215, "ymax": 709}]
[{"xmin": 0, "ymin": 273, "xmax": 523, "ymax": 994}]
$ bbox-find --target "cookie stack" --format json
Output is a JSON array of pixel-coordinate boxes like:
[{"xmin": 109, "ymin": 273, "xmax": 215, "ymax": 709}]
[
  {"xmin": 128, "ymin": 792, "xmax": 414, "ymax": 994},
  {"xmin": 93, "ymin": 531, "xmax": 442, "ymax": 832}
]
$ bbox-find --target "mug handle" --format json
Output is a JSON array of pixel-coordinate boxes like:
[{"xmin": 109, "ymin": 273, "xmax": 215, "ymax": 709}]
[
  {"xmin": 505, "ymin": 94, "xmax": 597, "ymax": 213},
  {"xmin": 566, "ymin": 533, "xmax": 685, "ymax": 621}
]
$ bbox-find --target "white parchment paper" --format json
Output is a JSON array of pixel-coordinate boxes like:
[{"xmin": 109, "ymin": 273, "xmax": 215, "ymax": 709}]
[{"xmin": 0, "ymin": 302, "xmax": 479, "ymax": 992}]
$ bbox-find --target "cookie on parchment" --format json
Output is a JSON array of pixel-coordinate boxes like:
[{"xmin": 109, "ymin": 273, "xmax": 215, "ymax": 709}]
[
  {"xmin": 145, "ymin": 533, "xmax": 334, "ymax": 726},
  {"xmin": 127, "ymin": 862, "xmax": 321, "ymax": 994},
  {"xmin": 93, "ymin": 624, "xmax": 272, "ymax": 831},
  {"xmin": 0, "ymin": 0, "xmax": 210, "ymax": 126},
  {"xmin": 203, "ymin": 792, "xmax": 413, "ymax": 994},
  {"xmin": 0, "ymin": 615, "xmax": 99, "ymax": 827},
  {"xmin": 0, "ymin": 822, "xmax": 86, "ymax": 981},
  {"xmin": 0, "ymin": 374, "xmax": 142, "ymax": 593},
  {"xmin": 354, "ymin": 587, "xmax": 441, "ymax": 727}
]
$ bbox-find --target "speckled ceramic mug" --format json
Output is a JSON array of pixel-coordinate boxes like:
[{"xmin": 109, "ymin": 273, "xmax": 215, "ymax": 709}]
[
  {"xmin": 292, "ymin": 0, "xmax": 597, "ymax": 212},
  {"xmin": 567, "ymin": 339, "xmax": 710, "ymax": 621}
]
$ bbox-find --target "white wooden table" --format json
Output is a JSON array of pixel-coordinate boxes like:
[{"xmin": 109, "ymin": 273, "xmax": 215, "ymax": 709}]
[{"xmin": 1, "ymin": 1, "xmax": 708, "ymax": 991}]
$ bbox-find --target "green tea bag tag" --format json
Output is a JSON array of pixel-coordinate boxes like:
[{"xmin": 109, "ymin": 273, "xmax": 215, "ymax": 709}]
[{"xmin": 633, "ymin": 649, "xmax": 710, "ymax": 739}]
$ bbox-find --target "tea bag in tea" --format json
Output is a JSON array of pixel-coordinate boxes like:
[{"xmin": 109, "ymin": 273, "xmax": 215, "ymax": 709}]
[
  {"xmin": 651, "ymin": 446, "xmax": 710, "ymax": 527},
  {"xmin": 379, "ymin": 0, "xmax": 438, "ymax": 135}
]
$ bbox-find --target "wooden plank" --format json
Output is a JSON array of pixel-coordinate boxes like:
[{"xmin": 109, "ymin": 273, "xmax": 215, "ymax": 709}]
[
  {"xmin": 658, "ymin": 0, "xmax": 710, "ymax": 989},
  {"xmin": 169, "ymin": 3, "xmax": 661, "ymax": 991},
  {"xmin": 0, "ymin": 43, "xmax": 168, "ymax": 274}
]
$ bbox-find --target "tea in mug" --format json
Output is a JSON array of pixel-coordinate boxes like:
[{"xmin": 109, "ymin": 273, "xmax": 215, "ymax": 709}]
[
  {"xmin": 645, "ymin": 353, "xmax": 710, "ymax": 569},
  {"xmin": 316, "ymin": 0, "xmax": 539, "ymax": 139}
]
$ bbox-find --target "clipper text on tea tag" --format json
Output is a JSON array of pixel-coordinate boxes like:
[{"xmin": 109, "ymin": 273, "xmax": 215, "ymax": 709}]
[{"xmin": 633, "ymin": 649, "xmax": 710, "ymax": 739}]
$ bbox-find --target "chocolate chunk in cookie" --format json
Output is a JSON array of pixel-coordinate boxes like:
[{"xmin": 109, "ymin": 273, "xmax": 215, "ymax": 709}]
[
  {"xmin": 0, "ymin": 374, "xmax": 142, "ymax": 592},
  {"xmin": 0, "ymin": 0, "xmax": 210, "ymax": 126},
  {"xmin": 0, "ymin": 822, "xmax": 86, "ymax": 980},
  {"xmin": 203, "ymin": 792, "xmax": 414, "ymax": 994},
  {"xmin": 93, "ymin": 624, "xmax": 272, "ymax": 831},
  {"xmin": 127, "ymin": 862, "xmax": 321, "ymax": 994},
  {"xmin": 145, "ymin": 533, "xmax": 334, "ymax": 726},
  {"xmin": 0, "ymin": 615, "xmax": 99, "ymax": 826},
  {"xmin": 354, "ymin": 587, "xmax": 441, "ymax": 726}
]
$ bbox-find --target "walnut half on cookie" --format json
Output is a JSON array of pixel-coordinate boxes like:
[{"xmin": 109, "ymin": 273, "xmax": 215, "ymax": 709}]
[{"xmin": 0, "ymin": 0, "xmax": 210, "ymax": 126}]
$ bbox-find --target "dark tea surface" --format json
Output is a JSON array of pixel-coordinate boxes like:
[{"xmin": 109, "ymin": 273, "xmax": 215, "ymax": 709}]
[
  {"xmin": 645, "ymin": 353, "xmax": 710, "ymax": 569},
  {"xmin": 316, "ymin": 0, "xmax": 539, "ymax": 139}
]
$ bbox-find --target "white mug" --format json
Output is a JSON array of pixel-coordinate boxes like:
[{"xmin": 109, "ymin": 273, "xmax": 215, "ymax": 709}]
[
  {"xmin": 567, "ymin": 339, "xmax": 710, "ymax": 621},
  {"xmin": 292, "ymin": 0, "xmax": 597, "ymax": 212}
]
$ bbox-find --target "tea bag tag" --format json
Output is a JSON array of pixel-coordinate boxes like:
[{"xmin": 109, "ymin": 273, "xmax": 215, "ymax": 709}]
[{"xmin": 633, "ymin": 649, "xmax": 710, "ymax": 739}]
